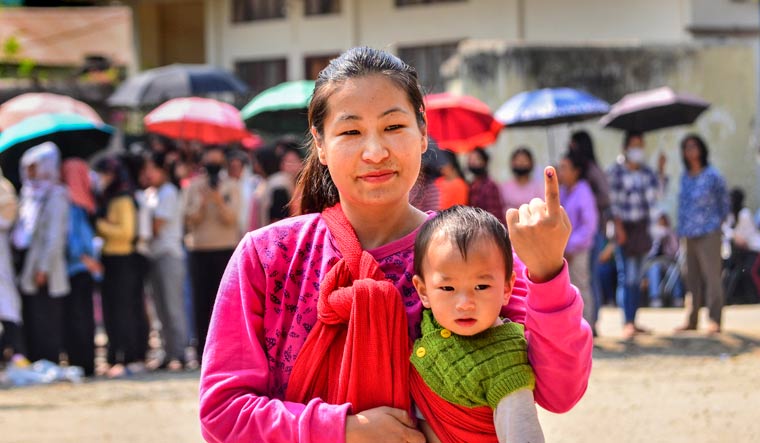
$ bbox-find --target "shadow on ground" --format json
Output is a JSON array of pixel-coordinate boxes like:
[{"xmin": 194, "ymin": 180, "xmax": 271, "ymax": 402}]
[{"xmin": 593, "ymin": 331, "xmax": 760, "ymax": 359}]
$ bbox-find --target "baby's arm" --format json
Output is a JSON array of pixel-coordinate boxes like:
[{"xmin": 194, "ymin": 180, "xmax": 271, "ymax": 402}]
[{"xmin": 494, "ymin": 389, "xmax": 545, "ymax": 443}]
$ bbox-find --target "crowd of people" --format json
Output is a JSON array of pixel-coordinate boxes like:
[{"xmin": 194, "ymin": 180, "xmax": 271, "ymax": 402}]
[{"xmin": 0, "ymin": 136, "xmax": 305, "ymax": 377}]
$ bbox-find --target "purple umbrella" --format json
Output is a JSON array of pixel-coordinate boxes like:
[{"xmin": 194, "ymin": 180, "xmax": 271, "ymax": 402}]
[{"xmin": 600, "ymin": 87, "xmax": 710, "ymax": 132}]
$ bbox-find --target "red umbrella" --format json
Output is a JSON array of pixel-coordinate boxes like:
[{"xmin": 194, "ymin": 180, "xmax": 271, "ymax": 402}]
[
  {"xmin": 143, "ymin": 97, "xmax": 248, "ymax": 144},
  {"xmin": 424, "ymin": 93, "xmax": 503, "ymax": 153},
  {"xmin": 0, "ymin": 93, "xmax": 103, "ymax": 130}
]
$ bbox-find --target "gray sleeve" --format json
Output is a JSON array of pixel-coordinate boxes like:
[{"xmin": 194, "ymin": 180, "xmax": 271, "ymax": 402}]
[
  {"xmin": 38, "ymin": 190, "xmax": 69, "ymax": 274},
  {"xmin": 494, "ymin": 389, "xmax": 545, "ymax": 443}
]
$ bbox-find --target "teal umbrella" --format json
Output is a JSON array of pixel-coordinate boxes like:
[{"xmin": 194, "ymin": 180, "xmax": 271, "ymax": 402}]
[
  {"xmin": 241, "ymin": 80, "xmax": 315, "ymax": 135},
  {"xmin": 0, "ymin": 113, "xmax": 114, "ymax": 187}
]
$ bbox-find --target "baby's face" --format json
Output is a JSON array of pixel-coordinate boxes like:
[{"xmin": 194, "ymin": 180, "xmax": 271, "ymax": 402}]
[{"xmin": 413, "ymin": 232, "xmax": 515, "ymax": 336}]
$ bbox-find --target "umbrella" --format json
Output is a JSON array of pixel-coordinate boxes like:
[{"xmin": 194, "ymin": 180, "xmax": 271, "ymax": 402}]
[
  {"xmin": 599, "ymin": 86, "xmax": 710, "ymax": 132},
  {"xmin": 495, "ymin": 87, "xmax": 610, "ymax": 127},
  {"xmin": 241, "ymin": 80, "xmax": 315, "ymax": 135},
  {"xmin": 424, "ymin": 92, "xmax": 503, "ymax": 153},
  {"xmin": 107, "ymin": 64, "xmax": 249, "ymax": 108},
  {"xmin": 0, "ymin": 92, "xmax": 103, "ymax": 130},
  {"xmin": 0, "ymin": 113, "xmax": 114, "ymax": 188},
  {"xmin": 144, "ymin": 97, "xmax": 248, "ymax": 145}
]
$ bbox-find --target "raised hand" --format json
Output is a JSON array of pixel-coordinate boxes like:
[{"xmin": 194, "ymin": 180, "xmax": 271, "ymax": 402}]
[{"xmin": 506, "ymin": 166, "xmax": 571, "ymax": 282}]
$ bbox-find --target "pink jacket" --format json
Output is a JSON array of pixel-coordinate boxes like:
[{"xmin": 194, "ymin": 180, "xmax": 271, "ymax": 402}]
[{"xmin": 199, "ymin": 213, "xmax": 593, "ymax": 443}]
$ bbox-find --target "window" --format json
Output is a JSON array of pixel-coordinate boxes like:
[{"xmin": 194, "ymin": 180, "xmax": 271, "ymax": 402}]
[
  {"xmin": 232, "ymin": 0, "xmax": 286, "ymax": 23},
  {"xmin": 397, "ymin": 42, "xmax": 458, "ymax": 93},
  {"xmin": 305, "ymin": 0, "xmax": 340, "ymax": 15},
  {"xmin": 235, "ymin": 58, "xmax": 288, "ymax": 96},
  {"xmin": 304, "ymin": 54, "xmax": 339, "ymax": 79},
  {"xmin": 396, "ymin": 0, "xmax": 465, "ymax": 6}
]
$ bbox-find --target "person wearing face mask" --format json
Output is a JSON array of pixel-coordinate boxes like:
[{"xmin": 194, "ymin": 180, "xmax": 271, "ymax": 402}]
[
  {"xmin": 607, "ymin": 131, "xmax": 665, "ymax": 339},
  {"xmin": 500, "ymin": 147, "xmax": 544, "ymax": 211},
  {"xmin": 182, "ymin": 146, "xmax": 240, "ymax": 363},
  {"xmin": 467, "ymin": 147, "xmax": 505, "ymax": 222}
]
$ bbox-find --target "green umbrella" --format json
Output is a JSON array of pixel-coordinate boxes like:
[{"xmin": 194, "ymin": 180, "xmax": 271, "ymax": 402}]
[{"xmin": 241, "ymin": 80, "xmax": 315, "ymax": 135}]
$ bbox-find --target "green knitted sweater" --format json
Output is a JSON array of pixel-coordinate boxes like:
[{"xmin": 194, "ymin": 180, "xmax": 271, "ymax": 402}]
[{"xmin": 410, "ymin": 309, "xmax": 536, "ymax": 409}]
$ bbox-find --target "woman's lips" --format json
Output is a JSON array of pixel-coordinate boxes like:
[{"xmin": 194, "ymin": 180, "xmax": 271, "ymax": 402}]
[
  {"xmin": 359, "ymin": 170, "xmax": 395, "ymax": 183},
  {"xmin": 454, "ymin": 318, "xmax": 477, "ymax": 327}
]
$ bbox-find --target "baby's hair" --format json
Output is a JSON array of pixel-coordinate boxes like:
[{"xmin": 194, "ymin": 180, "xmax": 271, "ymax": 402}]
[{"xmin": 414, "ymin": 205, "xmax": 513, "ymax": 279}]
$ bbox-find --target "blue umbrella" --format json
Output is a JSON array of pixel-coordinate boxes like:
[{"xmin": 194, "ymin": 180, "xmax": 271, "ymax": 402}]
[
  {"xmin": 495, "ymin": 88, "xmax": 610, "ymax": 127},
  {"xmin": 0, "ymin": 113, "xmax": 114, "ymax": 187}
]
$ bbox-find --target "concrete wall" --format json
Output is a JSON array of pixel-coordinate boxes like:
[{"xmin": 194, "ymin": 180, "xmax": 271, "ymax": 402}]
[
  {"xmin": 447, "ymin": 42, "xmax": 760, "ymax": 212},
  {"xmin": 207, "ymin": 0, "xmax": 701, "ymax": 77}
]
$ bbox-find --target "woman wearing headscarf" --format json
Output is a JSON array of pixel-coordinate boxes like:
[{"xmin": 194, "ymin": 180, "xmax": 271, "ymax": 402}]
[
  {"xmin": 94, "ymin": 156, "xmax": 149, "ymax": 377},
  {"xmin": 0, "ymin": 166, "xmax": 22, "ymax": 360},
  {"xmin": 61, "ymin": 158, "xmax": 102, "ymax": 376},
  {"xmin": 11, "ymin": 142, "xmax": 70, "ymax": 364}
]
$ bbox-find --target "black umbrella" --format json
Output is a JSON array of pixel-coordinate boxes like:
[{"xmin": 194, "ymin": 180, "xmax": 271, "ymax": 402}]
[
  {"xmin": 600, "ymin": 87, "xmax": 710, "ymax": 132},
  {"xmin": 107, "ymin": 64, "xmax": 249, "ymax": 108}
]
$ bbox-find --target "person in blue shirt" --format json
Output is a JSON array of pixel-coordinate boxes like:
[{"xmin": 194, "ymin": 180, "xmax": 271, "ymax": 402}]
[
  {"xmin": 676, "ymin": 134, "xmax": 729, "ymax": 334},
  {"xmin": 62, "ymin": 158, "xmax": 103, "ymax": 376}
]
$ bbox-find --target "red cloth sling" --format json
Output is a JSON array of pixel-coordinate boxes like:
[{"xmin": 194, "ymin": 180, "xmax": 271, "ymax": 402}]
[
  {"xmin": 410, "ymin": 369, "xmax": 498, "ymax": 443},
  {"xmin": 285, "ymin": 203, "xmax": 411, "ymax": 414}
]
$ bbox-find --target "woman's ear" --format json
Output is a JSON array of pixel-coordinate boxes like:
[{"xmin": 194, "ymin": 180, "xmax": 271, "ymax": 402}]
[
  {"xmin": 311, "ymin": 127, "xmax": 327, "ymax": 165},
  {"xmin": 503, "ymin": 271, "xmax": 517, "ymax": 306},
  {"xmin": 412, "ymin": 274, "xmax": 431, "ymax": 308}
]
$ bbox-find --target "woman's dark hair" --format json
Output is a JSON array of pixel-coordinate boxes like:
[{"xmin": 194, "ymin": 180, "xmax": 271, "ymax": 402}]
[
  {"xmin": 439, "ymin": 149, "xmax": 465, "ymax": 179},
  {"xmin": 253, "ymin": 145, "xmax": 281, "ymax": 177},
  {"xmin": 296, "ymin": 47, "xmax": 426, "ymax": 215},
  {"xmin": 414, "ymin": 205, "xmax": 513, "ymax": 278},
  {"xmin": 624, "ymin": 131, "xmax": 644, "ymax": 148},
  {"xmin": 730, "ymin": 187, "xmax": 745, "ymax": 221},
  {"xmin": 93, "ymin": 156, "xmax": 134, "ymax": 201},
  {"xmin": 680, "ymin": 134, "xmax": 709, "ymax": 170},
  {"xmin": 570, "ymin": 130, "xmax": 597, "ymax": 164},
  {"xmin": 145, "ymin": 151, "xmax": 179, "ymax": 187},
  {"xmin": 562, "ymin": 150, "xmax": 589, "ymax": 181},
  {"xmin": 510, "ymin": 146, "xmax": 534, "ymax": 167}
]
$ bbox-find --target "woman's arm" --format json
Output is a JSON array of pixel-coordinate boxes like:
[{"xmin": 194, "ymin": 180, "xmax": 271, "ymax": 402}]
[
  {"xmin": 39, "ymin": 189, "xmax": 70, "ymax": 274},
  {"xmin": 96, "ymin": 197, "xmax": 135, "ymax": 242},
  {"xmin": 199, "ymin": 234, "xmax": 351, "ymax": 443},
  {"xmin": 503, "ymin": 257, "xmax": 593, "ymax": 413}
]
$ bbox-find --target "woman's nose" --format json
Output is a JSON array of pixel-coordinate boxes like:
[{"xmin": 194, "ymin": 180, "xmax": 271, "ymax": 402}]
[{"xmin": 361, "ymin": 133, "xmax": 389, "ymax": 163}]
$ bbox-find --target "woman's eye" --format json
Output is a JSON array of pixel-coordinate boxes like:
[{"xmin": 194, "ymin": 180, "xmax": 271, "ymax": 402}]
[
  {"xmin": 475, "ymin": 285, "xmax": 491, "ymax": 291},
  {"xmin": 385, "ymin": 124, "xmax": 403, "ymax": 131}
]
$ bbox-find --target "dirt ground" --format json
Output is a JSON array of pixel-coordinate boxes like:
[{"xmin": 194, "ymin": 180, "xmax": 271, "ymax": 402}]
[{"xmin": 2, "ymin": 305, "xmax": 759, "ymax": 443}]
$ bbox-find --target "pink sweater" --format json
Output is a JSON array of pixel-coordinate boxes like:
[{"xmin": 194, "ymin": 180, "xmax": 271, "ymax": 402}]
[{"xmin": 199, "ymin": 213, "xmax": 593, "ymax": 443}]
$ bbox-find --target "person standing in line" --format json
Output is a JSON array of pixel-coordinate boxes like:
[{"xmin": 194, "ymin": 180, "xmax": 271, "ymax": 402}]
[
  {"xmin": 143, "ymin": 152, "xmax": 189, "ymax": 370},
  {"xmin": 435, "ymin": 150, "xmax": 469, "ymax": 209},
  {"xmin": 12, "ymin": 142, "xmax": 70, "ymax": 364},
  {"xmin": 61, "ymin": 159, "xmax": 102, "ymax": 376},
  {"xmin": 676, "ymin": 135, "xmax": 729, "ymax": 334},
  {"xmin": 568, "ymin": 130, "xmax": 611, "ymax": 333},
  {"xmin": 183, "ymin": 147, "xmax": 240, "ymax": 362},
  {"xmin": 467, "ymin": 147, "xmax": 505, "ymax": 223},
  {"xmin": 0, "ymin": 166, "xmax": 22, "ymax": 361},
  {"xmin": 94, "ymin": 156, "xmax": 148, "ymax": 377},
  {"xmin": 607, "ymin": 131, "xmax": 663, "ymax": 339},
  {"xmin": 558, "ymin": 151, "xmax": 598, "ymax": 335},
  {"xmin": 499, "ymin": 147, "xmax": 544, "ymax": 211}
]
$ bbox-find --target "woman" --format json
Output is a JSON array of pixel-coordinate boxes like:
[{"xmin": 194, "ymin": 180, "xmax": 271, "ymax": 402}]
[
  {"xmin": 467, "ymin": 146, "xmax": 505, "ymax": 222},
  {"xmin": 558, "ymin": 151, "xmax": 599, "ymax": 334},
  {"xmin": 199, "ymin": 47, "xmax": 592, "ymax": 443},
  {"xmin": 94, "ymin": 157, "xmax": 148, "ymax": 377},
  {"xmin": 676, "ymin": 134, "xmax": 729, "ymax": 334},
  {"xmin": 61, "ymin": 158, "xmax": 102, "ymax": 376},
  {"xmin": 0, "ymin": 166, "xmax": 22, "ymax": 360},
  {"xmin": 434, "ymin": 149, "xmax": 468, "ymax": 209},
  {"xmin": 500, "ymin": 146, "xmax": 544, "ymax": 210},
  {"xmin": 12, "ymin": 142, "xmax": 70, "ymax": 364},
  {"xmin": 143, "ymin": 152, "xmax": 188, "ymax": 371}
]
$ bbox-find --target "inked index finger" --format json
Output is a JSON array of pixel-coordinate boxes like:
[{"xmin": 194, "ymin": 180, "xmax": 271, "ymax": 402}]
[{"xmin": 543, "ymin": 166, "xmax": 560, "ymax": 217}]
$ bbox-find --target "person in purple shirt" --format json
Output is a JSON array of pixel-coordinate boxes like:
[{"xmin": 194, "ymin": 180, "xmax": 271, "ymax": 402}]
[{"xmin": 559, "ymin": 151, "xmax": 599, "ymax": 335}]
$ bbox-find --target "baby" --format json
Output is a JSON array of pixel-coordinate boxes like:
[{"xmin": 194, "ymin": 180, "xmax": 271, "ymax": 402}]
[{"xmin": 411, "ymin": 205, "xmax": 544, "ymax": 443}]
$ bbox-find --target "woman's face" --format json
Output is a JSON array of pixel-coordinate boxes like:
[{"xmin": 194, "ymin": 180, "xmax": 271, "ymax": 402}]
[
  {"xmin": 511, "ymin": 152, "xmax": 533, "ymax": 174},
  {"xmin": 558, "ymin": 158, "xmax": 579, "ymax": 186},
  {"xmin": 314, "ymin": 74, "xmax": 427, "ymax": 210},
  {"xmin": 683, "ymin": 139, "xmax": 702, "ymax": 168}
]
